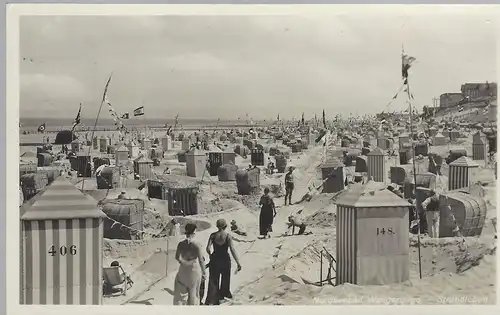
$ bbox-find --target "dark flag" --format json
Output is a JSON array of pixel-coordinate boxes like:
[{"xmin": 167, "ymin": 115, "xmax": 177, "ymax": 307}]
[
  {"xmin": 402, "ymin": 53, "xmax": 416, "ymax": 80},
  {"xmin": 71, "ymin": 103, "xmax": 82, "ymax": 131},
  {"xmin": 38, "ymin": 123, "xmax": 46, "ymax": 133},
  {"xmin": 133, "ymin": 106, "xmax": 145, "ymax": 116}
]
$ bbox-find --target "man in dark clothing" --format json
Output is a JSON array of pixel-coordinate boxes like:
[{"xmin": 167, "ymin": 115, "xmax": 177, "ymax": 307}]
[
  {"xmin": 422, "ymin": 190, "xmax": 440, "ymax": 238},
  {"xmin": 284, "ymin": 167, "xmax": 295, "ymax": 205}
]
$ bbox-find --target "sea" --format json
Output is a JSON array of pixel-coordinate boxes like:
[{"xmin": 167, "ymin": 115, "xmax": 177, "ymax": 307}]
[{"xmin": 19, "ymin": 117, "xmax": 268, "ymax": 133}]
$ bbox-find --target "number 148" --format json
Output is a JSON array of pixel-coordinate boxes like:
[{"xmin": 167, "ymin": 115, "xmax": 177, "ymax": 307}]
[{"xmin": 376, "ymin": 228, "xmax": 395, "ymax": 235}]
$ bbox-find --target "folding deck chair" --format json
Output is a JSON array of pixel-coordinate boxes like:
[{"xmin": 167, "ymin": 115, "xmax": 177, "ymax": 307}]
[
  {"xmin": 317, "ymin": 247, "xmax": 336, "ymax": 286},
  {"xmin": 102, "ymin": 266, "xmax": 133, "ymax": 296}
]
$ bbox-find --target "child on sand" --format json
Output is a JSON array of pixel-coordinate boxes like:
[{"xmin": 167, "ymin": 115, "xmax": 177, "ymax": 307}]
[
  {"xmin": 286, "ymin": 214, "xmax": 308, "ymax": 236},
  {"xmin": 230, "ymin": 220, "xmax": 247, "ymax": 236}
]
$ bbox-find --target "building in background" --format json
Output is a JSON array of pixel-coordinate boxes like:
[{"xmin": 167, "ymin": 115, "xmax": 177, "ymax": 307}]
[
  {"xmin": 440, "ymin": 92, "xmax": 464, "ymax": 109},
  {"xmin": 461, "ymin": 82, "xmax": 497, "ymax": 100}
]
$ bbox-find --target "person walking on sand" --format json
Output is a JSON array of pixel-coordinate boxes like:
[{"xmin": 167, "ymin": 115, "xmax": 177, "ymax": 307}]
[
  {"xmin": 284, "ymin": 166, "xmax": 295, "ymax": 205},
  {"xmin": 205, "ymin": 219, "xmax": 242, "ymax": 305},
  {"xmin": 259, "ymin": 188, "xmax": 277, "ymax": 239},
  {"xmin": 173, "ymin": 223, "xmax": 206, "ymax": 305}
]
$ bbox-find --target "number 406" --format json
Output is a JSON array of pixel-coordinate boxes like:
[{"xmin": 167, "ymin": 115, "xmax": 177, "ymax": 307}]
[
  {"xmin": 48, "ymin": 245, "xmax": 77, "ymax": 256},
  {"xmin": 376, "ymin": 228, "xmax": 395, "ymax": 235}
]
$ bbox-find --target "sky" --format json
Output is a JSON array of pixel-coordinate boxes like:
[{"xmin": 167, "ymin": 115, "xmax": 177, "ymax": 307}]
[{"xmin": 19, "ymin": 8, "xmax": 497, "ymax": 120}]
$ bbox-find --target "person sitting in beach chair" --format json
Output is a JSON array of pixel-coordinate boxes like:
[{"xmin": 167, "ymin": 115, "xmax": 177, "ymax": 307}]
[
  {"xmin": 266, "ymin": 158, "xmax": 275, "ymax": 175},
  {"xmin": 297, "ymin": 185, "xmax": 320, "ymax": 204},
  {"xmin": 102, "ymin": 261, "xmax": 133, "ymax": 296}
]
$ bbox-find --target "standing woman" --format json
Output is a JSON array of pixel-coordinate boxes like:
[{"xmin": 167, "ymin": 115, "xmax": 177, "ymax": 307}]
[
  {"xmin": 259, "ymin": 187, "xmax": 277, "ymax": 239},
  {"xmin": 205, "ymin": 219, "xmax": 242, "ymax": 305},
  {"xmin": 173, "ymin": 223, "xmax": 206, "ymax": 305}
]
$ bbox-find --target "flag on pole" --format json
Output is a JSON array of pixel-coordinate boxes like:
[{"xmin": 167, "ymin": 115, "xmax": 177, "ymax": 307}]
[
  {"xmin": 102, "ymin": 74, "xmax": 113, "ymax": 104},
  {"xmin": 37, "ymin": 123, "xmax": 46, "ymax": 133},
  {"xmin": 71, "ymin": 103, "xmax": 82, "ymax": 131},
  {"xmin": 121, "ymin": 113, "xmax": 130, "ymax": 119},
  {"xmin": 133, "ymin": 106, "xmax": 145, "ymax": 116},
  {"xmin": 402, "ymin": 54, "xmax": 416, "ymax": 79}
]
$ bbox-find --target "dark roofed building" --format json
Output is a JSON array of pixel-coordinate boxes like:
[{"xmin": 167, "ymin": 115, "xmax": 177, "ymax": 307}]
[
  {"xmin": 461, "ymin": 82, "xmax": 497, "ymax": 100},
  {"xmin": 440, "ymin": 92, "xmax": 464, "ymax": 109}
]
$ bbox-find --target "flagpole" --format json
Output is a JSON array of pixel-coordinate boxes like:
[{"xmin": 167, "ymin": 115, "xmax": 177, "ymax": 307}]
[
  {"xmin": 403, "ymin": 49, "xmax": 423, "ymax": 280},
  {"xmin": 81, "ymin": 73, "xmax": 113, "ymax": 191}
]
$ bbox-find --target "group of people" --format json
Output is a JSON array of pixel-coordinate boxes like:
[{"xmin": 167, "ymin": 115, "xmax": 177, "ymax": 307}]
[
  {"xmin": 173, "ymin": 165, "xmax": 312, "ymax": 305},
  {"xmin": 258, "ymin": 166, "xmax": 308, "ymax": 239},
  {"xmin": 173, "ymin": 218, "xmax": 242, "ymax": 306},
  {"xmin": 405, "ymin": 188, "xmax": 461, "ymax": 239}
]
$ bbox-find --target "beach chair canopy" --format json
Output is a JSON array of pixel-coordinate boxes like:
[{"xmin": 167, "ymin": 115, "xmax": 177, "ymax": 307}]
[{"xmin": 54, "ymin": 130, "xmax": 77, "ymax": 145}]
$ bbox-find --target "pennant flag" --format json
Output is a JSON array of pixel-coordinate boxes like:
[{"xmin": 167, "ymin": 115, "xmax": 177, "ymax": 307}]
[
  {"xmin": 402, "ymin": 53, "xmax": 416, "ymax": 79},
  {"xmin": 102, "ymin": 74, "xmax": 113, "ymax": 105},
  {"xmin": 101, "ymin": 75, "xmax": 128, "ymax": 136},
  {"xmin": 121, "ymin": 113, "xmax": 130, "ymax": 119},
  {"xmin": 133, "ymin": 106, "xmax": 145, "ymax": 116},
  {"xmin": 37, "ymin": 123, "xmax": 46, "ymax": 133},
  {"xmin": 71, "ymin": 103, "xmax": 82, "ymax": 131}
]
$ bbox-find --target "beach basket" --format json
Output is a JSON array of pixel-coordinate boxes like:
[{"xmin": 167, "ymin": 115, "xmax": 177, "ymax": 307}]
[
  {"xmin": 217, "ymin": 163, "xmax": 238, "ymax": 182},
  {"xmin": 439, "ymin": 191, "xmax": 487, "ymax": 237}
]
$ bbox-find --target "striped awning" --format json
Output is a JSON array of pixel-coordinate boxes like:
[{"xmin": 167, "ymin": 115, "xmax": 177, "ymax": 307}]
[
  {"xmin": 335, "ymin": 181, "xmax": 411, "ymax": 208},
  {"xmin": 449, "ymin": 156, "xmax": 480, "ymax": 168},
  {"xmin": 20, "ymin": 177, "xmax": 105, "ymax": 221}
]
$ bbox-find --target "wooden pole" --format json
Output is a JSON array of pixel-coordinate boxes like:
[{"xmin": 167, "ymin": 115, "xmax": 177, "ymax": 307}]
[
  {"xmin": 80, "ymin": 73, "xmax": 113, "ymax": 191},
  {"xmin": 165, "ymin": 237, "xmax": 170, "ymax": 277},
  {"xmin": 320, "ymin": 250, "xmax": 323, "ymax": 287},
  {"xmin": 405, "ymin": 72, "xmax": 423, "ymax": 280}
]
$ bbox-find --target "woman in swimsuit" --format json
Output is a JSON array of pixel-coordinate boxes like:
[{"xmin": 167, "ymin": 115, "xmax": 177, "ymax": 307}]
[
  {"xmin": 205, "ymin": 218, "xmax": 242, "ymax": 305},
  {"xmin": 173, "ymin": 222, "xmax": 206, "ymax": 305}
]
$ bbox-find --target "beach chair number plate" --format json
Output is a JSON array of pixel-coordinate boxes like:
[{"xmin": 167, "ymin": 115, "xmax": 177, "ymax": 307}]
[
  {"xmin": 48, "ymin": 245, "xmax": 77, "ymax": 257},
  {"xmin": 376, "ymin": 228, "xmax": 395, "ymax": 236}
]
